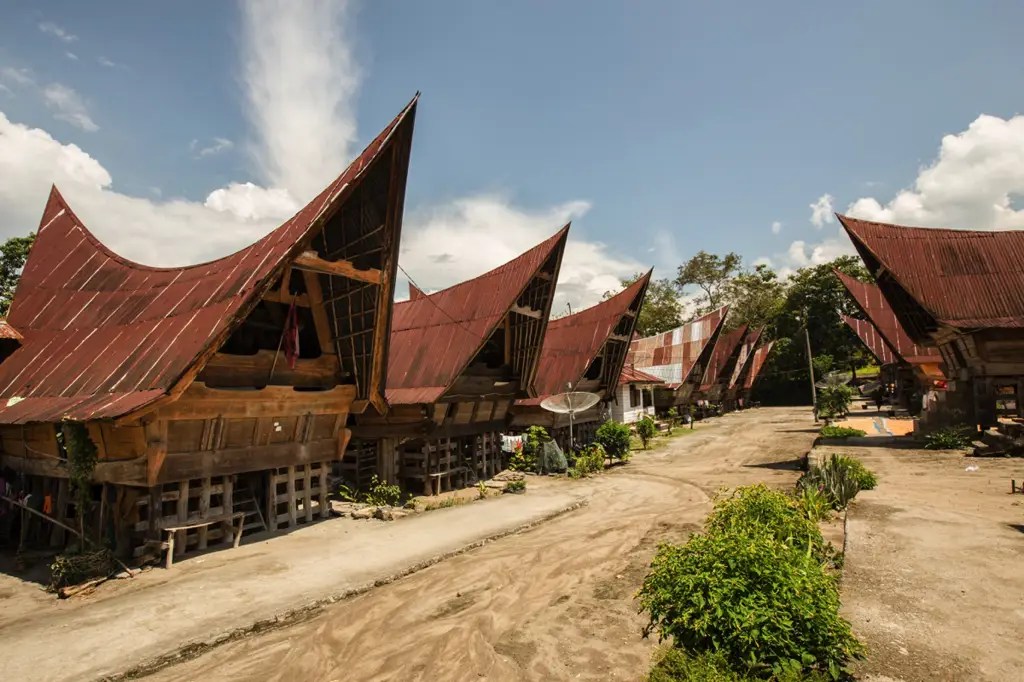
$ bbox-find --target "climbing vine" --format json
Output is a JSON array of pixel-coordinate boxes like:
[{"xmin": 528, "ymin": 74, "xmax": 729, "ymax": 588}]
[{"xmin": 60, "ymin": 419, "xmax": 98, "ymax": 540}]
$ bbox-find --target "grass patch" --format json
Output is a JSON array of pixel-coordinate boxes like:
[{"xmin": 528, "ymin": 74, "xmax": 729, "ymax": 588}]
[{"xmin": 819, "ymin": 426, "xmax": 866, "ymax": 439}]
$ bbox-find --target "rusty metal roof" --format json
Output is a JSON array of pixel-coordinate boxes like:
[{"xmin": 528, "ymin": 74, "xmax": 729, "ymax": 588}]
[
  {"xmin": 618, "ymin": 365, "xmax": 664, "ymax": 385},
  {"xmin": 839, "ymin": 214, "xmax": 1024, "ymax": 330},
  {"xmin": 519, "ymin": 272, "xmax": 650, "ymax": 405},
  {"xmin": 0, "ymin": 321, "xmax": 23, "ymax": 341},
  {"xmin": 743, "ymin": 341, "xmax": 775, "ymax": 390},
  {"xmin": 386, "ymin": 226, "xmax": 569, "ymax": 405},
  {"xmin": 408, "ymin": 283, "xmax": 425, "ymax": 300},
  {"xmin": 700, "ymin": 324, "xmax": 748, "ymax": 391},
  {"xmin": 728, "ymin": 327, "xmax": 764, "ymax": 389},
  {"xmin": 834, "ymin": 269, "xmax": 941, "ymax": 365},
  {"xmin": 841, "ymin": 314, "xmax": 896, "ymax": 366},
  {"xmin": 627, "ymin": 306, "xmax": 729, "ymax": 386},
  {"xmin": 0, "ymin": 94, "xmax": 419, "ymax": 424}
]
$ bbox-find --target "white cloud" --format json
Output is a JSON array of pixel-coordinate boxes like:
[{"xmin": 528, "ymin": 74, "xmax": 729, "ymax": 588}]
[
  {"xmin": 66, "ymin": 52, "xmax": 79, "ymax": 61},
  {"xmin": 771, "ymin": 220, "xmax": 782, "ymax": 235},
  {"xmin": 753, "ymin": 256, "xmax": 772, "ymax": 267},
  {"xmin": 204, "ymin": 182, "xmax": 297, "ymax": 221},
  {"xmin": 196, "ymin": 137, "xmax": 235, "ymax": 157},
  {"xmin": 39, "ymin": 22, "xmax": 77, "ymax": 43},
  {"xmin": 42, "ymin": 83, "xmax": 98, "ymax": 132},
  {"xmin": 97, "ymin": 57, "xmax": 119, "ymax": 68},
  {"xmin": 847, "ymin": 114, "xmax": 1024, "ymax": 231},
  {"xmin": 399, "ymin": 197, "xmax": 640, "ymax": 310},
  {"xmin": 809, "ymin": 193, "xmax": 834, "ymax": 228},
  {"xmin": 0, "ymin": 67, "xmax": 35, "ymax": 87}
]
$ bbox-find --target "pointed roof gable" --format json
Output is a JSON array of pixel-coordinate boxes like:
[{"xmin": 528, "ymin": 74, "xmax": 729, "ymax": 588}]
[
  {"xmin": 0, "ymin": 94, "xmax": 419, "ymax": 424},
  {"xmin": 701, "ymin": 324, "xmax": 748, "ymax": 391},
  {"xmin": 842, "ymin": 314, "xmax": 896, "ymax": 366},
  {"xmin": 728, "ymin": 327, "xmax": 764, "ymax": 389},
  {"xmin": 627, "ymin": 306, "xmax": 729, "ymax": 387},
  {"xmin": 408, "ymin": 283, "xmax": 425, "ymax": 300},
  {"xmin": 743, "ymin": 341, "xmax": 775, "ymax": 390},
  {"xmin": 386, "ymin": 225, "xmax": 569, "ymax": 405},
  {"xmin": 520, "ymin": 270, "xmax": 651, "ymax": 405},
  {"xmin": 839, "ymin": 214, "xmax": 1024, "ymax": 334},
  {"xmin": 834, "ymin": 268, "xmax": 941, "ymax": 365}
]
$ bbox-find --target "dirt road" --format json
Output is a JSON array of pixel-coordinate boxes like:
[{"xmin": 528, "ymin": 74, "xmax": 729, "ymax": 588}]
[{"xmin": 148, "ymin": 407, "xmax": 817, "ymax": 682}]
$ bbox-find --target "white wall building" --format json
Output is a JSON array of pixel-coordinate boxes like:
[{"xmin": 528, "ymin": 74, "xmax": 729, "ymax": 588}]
[{"xmin": 612, "ymin": 366, "xmax": 662, "ymax": 423}]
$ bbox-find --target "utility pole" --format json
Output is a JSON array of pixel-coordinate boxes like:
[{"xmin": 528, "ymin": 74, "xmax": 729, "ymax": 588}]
[{"xmin": 803, "ymin": 309, "xmax": 818, "ymax": 422}]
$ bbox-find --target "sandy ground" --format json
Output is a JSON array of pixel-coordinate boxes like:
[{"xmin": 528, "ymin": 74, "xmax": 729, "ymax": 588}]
[
  {"xmin": 145, "ymin": 408, "xmax": 817, "ymax": 682},
  {"xmin": 828, "ymin": 443, "xmax": 1024, "ymax": 682}
]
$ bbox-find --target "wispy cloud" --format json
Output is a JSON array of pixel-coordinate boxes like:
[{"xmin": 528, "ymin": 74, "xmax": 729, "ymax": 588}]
[
  {"xmin": 42, "ymin": 83, "xmax": 98, "ymax": 132},
  {"xmin": 0, "ymin": 67, "xmax": 35, "ymax": 87},
  {"xmin": 809, "ymin": 193, "xmax": 834, "ymax": 228},
  {"xmin": 196, "ymin": 137, "xmax": 234, "ymax": 157},
  {"xmin": 65, "ymin": 52, "xmax": 79, "ymax": 61},
  {"xmin": 38, "ymin": 22, "xmax": 77, "ymax": 43},
  {"xmin": 771, "ymin": 220, "xmax": 782, "ymax": 235},
  {"xmin": 96, "ymin": 56, "xmax": 124, "ymax": 69}
]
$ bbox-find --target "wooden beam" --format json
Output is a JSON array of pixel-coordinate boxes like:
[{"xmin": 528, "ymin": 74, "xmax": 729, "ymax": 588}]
[
  {"xmin": 0, "ymin": 453, "xmax": 147, "ymax": 486},
  {"xmin": 262, "ymin": 289, "xmax": 310, "ymax": 307},
  {"xmin": 608, "ymin": 334, "xmax": 631, "ymax": 343},
  {"xmin": 303, "ymin": 270, "xmax": 337, "ymax": 356},
  {"xmin": 510, "ymin": 304, "xmax": 542, "ymax": 319},
  {"xmin": 156, "ymin": 438, "xmax": 339, "ymax": 483},
  {"xmin": 294, "ymin": 251, "xmax": 382, "ymax": 285},
  {"xmin": 198, "ymin": 350, "xmax": 340, "ymax": 388},
  {"xmin": 153, "ymin": 382, "xmax": 356, "ymax": 420}
]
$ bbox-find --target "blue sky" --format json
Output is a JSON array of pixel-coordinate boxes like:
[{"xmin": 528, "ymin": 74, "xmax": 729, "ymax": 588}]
[{"xmin": 2, "ymin": 1, "xmax": 1024, "ymax": 309}]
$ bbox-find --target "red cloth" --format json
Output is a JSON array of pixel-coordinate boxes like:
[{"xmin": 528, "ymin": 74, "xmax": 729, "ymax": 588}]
[{"xmin": 283, "ymin": 302, "xmax": 300, "ymax": 370}]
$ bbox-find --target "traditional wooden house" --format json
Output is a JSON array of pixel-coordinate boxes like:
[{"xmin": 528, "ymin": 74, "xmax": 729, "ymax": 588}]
[
  {"xmin": 737, "ymin": 340, "xmax": 775, "ymax": 406},
  {"xmin": 695, "ymin": 324, "xmax": 749, "ymax": 405},
  {"xmin": 628, "ymin": 306, "xmax": 729, "ymax": 412},
  {"xmin": 0, "ymin": 95, "xmax": 418, "ymax": 561},
  {"xmin": 610, "ymin": 365, "xmax": 663, "ymax": 423},
  {"xmin": 510, "ymin": 272, "xmax": 651, "ymax": 448},
  {"xmin": 723, "ymin": 326, "xmax": 764, "ymax": 410},
  {"xmin": 841, "ymin": 315, "xmax": 896, "ymax": 367},
  {"xmin": 345, "ymin": 226, "xmax": 568, "ymax": 495},
  {"xmin": 838, "ymin": 214, "xmax": 1024, "ymax": 427}
]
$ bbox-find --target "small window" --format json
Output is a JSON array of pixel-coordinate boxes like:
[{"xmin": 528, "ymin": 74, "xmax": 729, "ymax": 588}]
[{"xmin": 629, "ymin": 385, "xmax": 640, "ymax": 407}]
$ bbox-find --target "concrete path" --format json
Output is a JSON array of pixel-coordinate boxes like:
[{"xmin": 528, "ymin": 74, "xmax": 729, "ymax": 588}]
[{"xmin": 0, "ymin": 485, "xmax": 585, "ymax": 682}]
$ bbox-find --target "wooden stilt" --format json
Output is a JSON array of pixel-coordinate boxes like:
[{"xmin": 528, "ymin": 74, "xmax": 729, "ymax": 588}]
[
  {"xmin": 197, "ymin": 476, "xmax": 211, "ymax": 550},
  {"xmin": 266, "ymin": 470, "xmax": 279, "ymax": 532},
  {"xmin": 287, "ymin": 465, "xmax": 297, "ymax": 528},
  {"xmin": 221, "ymin": 476, "xmax": 234, "ymax": 545},
  {"xmin": 318, "ymin": 462, "xmax": 329, "ymax": 519},
  {"xmin": 175, "ymin": 480, "xmax": 189, "ymax": 557},
  {"xmin": 303, "ymin": 465, "xmax": 313, "ymax": 523},
  {"xmin": 51, "ymin": 478, "xmax": 69, "ymax": 547}
]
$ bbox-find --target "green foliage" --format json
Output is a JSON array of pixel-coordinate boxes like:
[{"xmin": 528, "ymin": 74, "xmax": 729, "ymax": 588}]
[
  {"xmin": 503, "ymin": 479, "xmax": 526, "ymax": 494},
  {"xmin": 832, "ymin": 455, "xmax": 876, "ymax": 491},
  {"xmin": 606, "ymin": 274, "xmax": 684, "ymax": 337},
  {"xmin": 798, "ymin": 455, "xmax": 871, "ymax": 510},
  {"xmin": 60, "ymin": 420, "xmax": 98, "ymax": 536},
  {"xmin": 676, "ymin": 251, "xmax": 742, "ymax": 314},
  {"xmin": 48, "ymin": 549, "xmax": 117, "ymax": 591},
  {"xmin": 924, "ymin": 424, "xmax": 975, "ymax": 450},
  {"xmin": 510, "ymin": 426, "xmax": 549, "ymax": 472},
  {"xmin": 637, "ymin": 415, "xmax": 657, "ymax": 449},
  {"xmin": 477, "ymin": 480, "xmax": 488, "ymax": 499},
  {"xmin": 364, "ymin": 475, "xmax": 401, "ymax": 507},
  {"xmin": 797, "ymin": 486, "xmax": 832, "ymax": 523},
  {"xmin": 723, "ymin": 264, "xmax": 787, "ymax": 334},
  {"xmin": 569, "ymin": 443, "xmax": 606, "ymax": 478},
  {"xmin": 666, "ymin": 408, "xmax": 679, "ymax": 434},
  {"xmin": 0, "ymin": 232, "xmax": 35, "ymax": 317},
  {"xmin": 815, "ymin": 384, "xmax": 853, "ymax": 419},
  {"xmin": 648, "ymin": 648, "xmax": 831, "ymax": 682},
  {"xmin": 596, "ymin": 420, "xmax": 632, "ymax": 460},
  {"xmin": 819, "ymin": 426, "xmax": 865, "ymax": 439},
  {"xmin": 333, "ymin": 483, "xmax": 358, "ymax": 503}
]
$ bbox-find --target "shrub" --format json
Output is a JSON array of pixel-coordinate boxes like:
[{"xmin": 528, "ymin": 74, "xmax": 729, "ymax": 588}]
[
  {"xmin": 510, "ymin": 426, "xmax": 550, "ymax": 471},
  {"xmin": 637, "ymin": 416, "xmax": 657, "ymax": 449},
  {"xmin": 924, "ymin": 424, "xmax": 974, "ymax": 450},
  {"xmin": 569, "ymin": 443, "xmax": 606, "ymax": 478},
  {"xmin": 797, "ymin": 485, "xmax": 832, "ymax": 523},
  {"xmin": 816, "ymin": 384, "xmax": 853, "ymax": 419},
  {"xmin": 504, "ymin": 479, "xmax": 526, "ymax": 494},
  {"xmin": 832, "ymin": 455, "xmax": 877, "ymax": 491},
  {"xmin": 648, "ymin": 648, "xmax": 833, "ymax": 682},
  {"xmin": 49, "ymin": 549, "xmax": 118, "ymax": 591},
  {"xmin": 819, "ymin": 426, "xmax": 865, "ymax": 439},
  {"xmin": 364, "ymin": 475, "xmax": 401, "ymax": 507},
  {"xmin": 638, "ymin": 527, "xmax": 863, "ymax": 679},
  {"xmin": 596, "ymin": 420, "xmax": 632, "ymax": 460},
  {"xmin": 798, "ymin": 455, "xmax": 869, "ymax": 510},
  {"xmin": 666, "ymin": 408, "xmax": 679, "ymax": 435}
]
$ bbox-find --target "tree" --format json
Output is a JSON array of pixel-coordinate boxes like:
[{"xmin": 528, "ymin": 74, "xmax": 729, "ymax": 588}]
[
  {"xmin": 722, "ymin": 263, "xmax": 786, "ymax": 332},
  {"xmin": 637, "ymin": 415, "xmax": 656, "ymax": 449},
  {"xmin": 0, "ymin": 233, "xmax": 35, "ymax": 317},
  {"xmin": 675, "ymin": 251, "xmax": 741, "ymax": 314},
  {"xmin": 604, "ymin": 273, "xmax": 683, "ymax": 337}
]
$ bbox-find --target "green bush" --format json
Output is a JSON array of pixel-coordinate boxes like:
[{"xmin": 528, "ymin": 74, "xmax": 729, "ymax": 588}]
[
  {"xmin": 637, "ymin": 416, "xmax": 657, "ymax": 449},
  {"xmin": 815, "ymin": 384, "xmax": 853, "ymax": 419},
  {"xmin": 509, "ymin": 425, "xmax": 550, "ymax": 471},
  {"xmin": 364, "ymin": 475, "xmax": 401, "ymax": 507},
  {"xmin": 797, "ymin": 485, "xmax": 832, "ymax": 523},
  {"xmin": 798, "ymin": 455, "xmax": 868, "ymax": 510},
  {"xmin": 596, "ymin": 420, "xmax": 632, "ymax": 460},
  {"xmin": 924, "ymin": 424, "xmax": 974, "ymax": 450},
  {"xmin": 648, "ymin": 648, "xmax": 831, "ymax": 682},
  {"xmin": 569, "ymin": 443, "xmax": 606, "ymax": 478},
  {"xmin": 666, "ymin": 408, "xmax": 679, "ymax": 435},
  {"xmin": 819, "ymin": 426, "xmax": 865, "ymax": 439},
  {"xmin": 503, "ymin": 479, "xmax": 526, "ymax": 494},
  {"xmin": 638, "ymin": 525, "xmax": 863, "ymax": 679},
  {"xmin": 832, "ymin": 455, "xmax": 876, "ymax": 491}
]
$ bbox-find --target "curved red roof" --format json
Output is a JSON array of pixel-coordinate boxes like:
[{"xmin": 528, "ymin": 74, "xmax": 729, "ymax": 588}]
[
  {"xmin": 842, "ymin": 314, "xmax": 896, "ymax": 365},
  {"xmin": 0, "ymin": 94, "xmax": 418, "ymax": 423},
  {"xmin": 386, "ymin": 225, "xmax": 569, "ymax": 405},
  {"xmin": 728, "ymin": 326, "xmax": 764, "ymax": 389},
  {"xmin": 628, "ymin": 306, "xmax": 729, "ymax": 386},
  {"xmin": 834, "ymin": 269, "xmax": 941, "ymax": 365},
  {"xmin": 743, "ymin": 341, "xmax": 775, "ymax": 390},
  {"xmin": 700, "ymin": 324, "xmax": 748, "ymax": 391},
  {"xmin": 839, "ymin": 214, "xmax": 1024, "ymax": 330},
  {"xmin": 518, "ymin": 270, "xmax": 651, "ymax": 405},
  {"xmin": 618, "ymin": 365, "xmax": 664, "ymax": 385}
]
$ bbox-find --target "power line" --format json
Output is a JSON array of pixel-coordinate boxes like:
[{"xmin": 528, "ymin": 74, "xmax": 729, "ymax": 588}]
[{"xmin": 397, "ymin": 264, "xmax": 487, "ymax": 341}]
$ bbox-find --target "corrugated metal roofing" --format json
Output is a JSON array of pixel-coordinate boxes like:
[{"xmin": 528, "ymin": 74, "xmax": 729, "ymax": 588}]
[
  {"xmin": 728, "ymin": 327, "xmax": 764, "ymax": 389},
  {"xmin": 386, "ymin": 226, "xmax": 569, "ymax": 405},
  {"xmin": 627, "ymin": 306, "xmax": 728, "ymax": 385},
  {"xmin": 743, "ymin": 341, "xmax": 775, "ymax": 390},
  {"xmin": 834, "ymin": 269, "xmax": 941, "ymax": 365},
  {"xmin": 520, "ymin": 272, "xmax": 649, "ymax": 405},
  {"xmin": 701, "ymin": 324, "xmax": 748, "ymax": 391},
  {"xmin": 839, "ymin": 214, "xmax": 1024, "ymax": 329},
  {"xmin": 618, "ymin": 365, "xmax": 664, "ymax": 385},
  {"xmin": 0, "ymin": 94, "xmax": 419, "ymax": 424},
  {"xmin": 0, "ymin": 320, "xmax": 23, "ymax": 341},
  {"xmin": 841, "ymin": 314, "xmax": 896, "ymax": 365}
]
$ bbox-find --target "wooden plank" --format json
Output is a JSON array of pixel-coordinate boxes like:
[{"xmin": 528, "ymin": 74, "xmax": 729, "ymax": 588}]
[
  {"xmin": 175, "ymin": 480, "xmax": 189, "ymax": 557},
  {"xmin": 510, "ymin": 304, "xmax": 542, "ymax": 319},
  {"xmin": 156, "ymin": 438, "xmax": 338, "ymax": 483},
  {"xmin": 304, "ymin": 268, "xmax": 339, "ymax": 357},
  {"xmin": 294, "ymin": 251, "xmax": 382, "ymax": 285},
  {"xmin": 198, "ymin": 350, "xmax": 340, "ymax": 388},
  {"xmin": 222, "ymin": 476, "xmax": 234, "ymax": 545},
  {"xmin": 303, "ymin": 465, "xmax": 313, "ymax": 523},
  {"xmin": 145, "ymin": 419, "xmax": 168, "ymax": 486},
  {"xmin": 262, "ymin": 289, "xmax": 310, "ymax": 307},
  {"xmin": 197, "ymin": 477, "xmax": 211, "ymax": 550},
  {"xmin": 287, "ymin": 466, "xmax": 297, "ymax": 528},
  {"xmin": 318, "ymin": 461, "xmax": 329, "ymax": 519},
  {"xmin": 86, "ymin": 423, "xmax": 108, "ymax": 460},
  {"xmin": 153, "ymin": 382, "xmax": 356, "ymax": 420},
  {"xmin": 266, "ymin": 470, "xmax": 279, "ymax": 532}
]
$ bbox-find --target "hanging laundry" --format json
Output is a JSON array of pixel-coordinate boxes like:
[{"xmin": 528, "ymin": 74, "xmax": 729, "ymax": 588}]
[
  {"xmin": 283, "ymin": 301, "xmax": 301, "ymax": 370},
  {"xmin": 43, "ymin": 494, "xmax": 52, "ymax": 515},
  {"xmin": 501, "ymin": 434, "xmax": 523, "ymax": 453}
]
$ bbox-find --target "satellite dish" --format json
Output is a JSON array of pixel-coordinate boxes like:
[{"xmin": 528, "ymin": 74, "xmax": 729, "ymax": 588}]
[{"xmin": 539, "ymin": 384, "xmax": 602, "ymax": 453}]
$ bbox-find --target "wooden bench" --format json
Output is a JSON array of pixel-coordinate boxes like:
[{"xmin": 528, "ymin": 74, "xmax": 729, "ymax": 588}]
[{"xmin": 162, "ymin": 512, "xmax": 245, "ymax": 569}]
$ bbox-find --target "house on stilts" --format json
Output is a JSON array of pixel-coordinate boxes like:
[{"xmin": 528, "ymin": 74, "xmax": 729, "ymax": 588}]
[
  {"xmin": 510, "ymin": 271, "xmax": 651, "ymax": 448},
  {"xmin": 694, "ymin": 323, "xmax": 749, "ymax": 412},
  {"xmin": 345, "ymin": 226, "xmax": 568, "ymax": 495},
  {"xmin": 839, "ymin": 214, "xmax": 1023, "ymax": 428},
  {"xmin": 0, "ymin": 94, "xmax": 418, "ymax": 562},
  {"xmin": 722, "ymin": 326, "xmax": 764, "ymax": 410}
]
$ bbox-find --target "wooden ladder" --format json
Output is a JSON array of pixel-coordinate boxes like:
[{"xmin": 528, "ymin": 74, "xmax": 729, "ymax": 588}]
[{"xmin": 232, "ymin": 483, "xmax": 268, "ymax": 535}]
